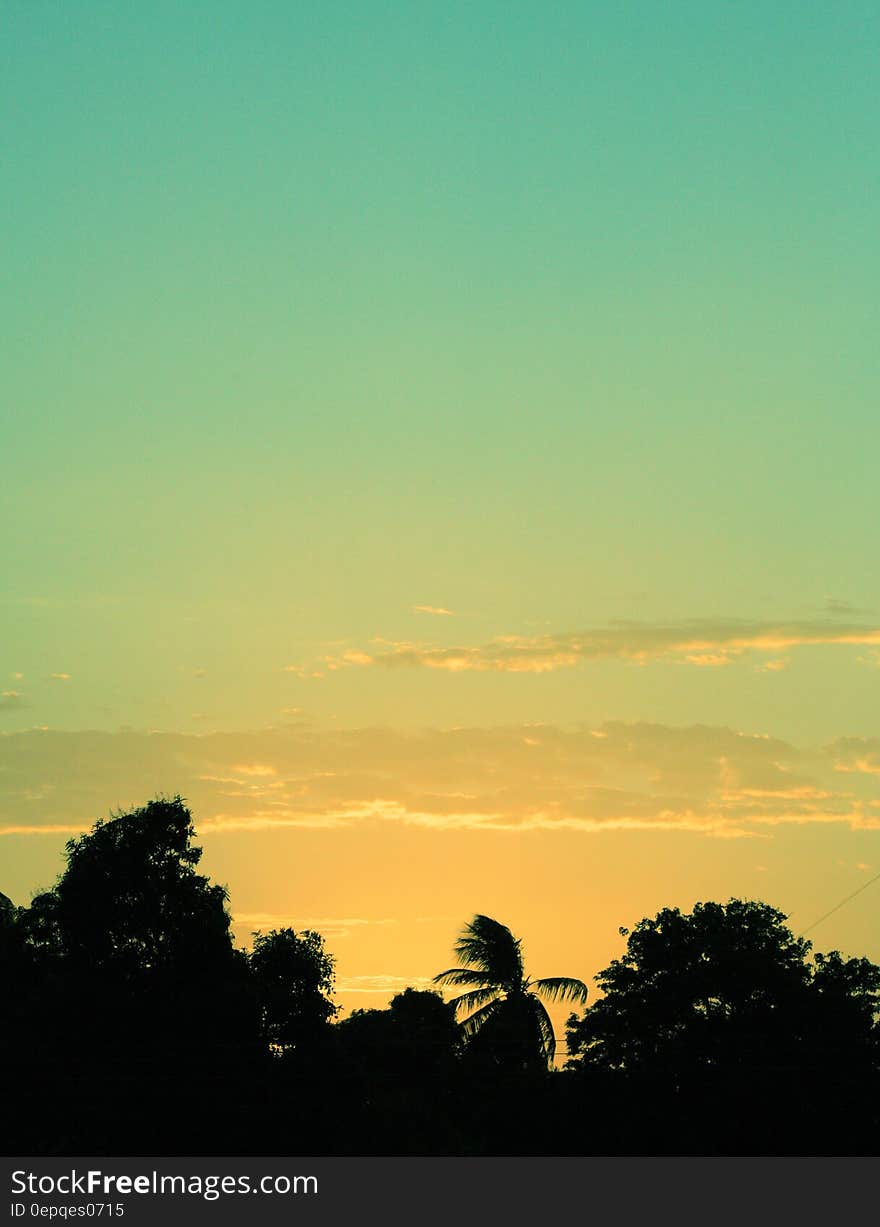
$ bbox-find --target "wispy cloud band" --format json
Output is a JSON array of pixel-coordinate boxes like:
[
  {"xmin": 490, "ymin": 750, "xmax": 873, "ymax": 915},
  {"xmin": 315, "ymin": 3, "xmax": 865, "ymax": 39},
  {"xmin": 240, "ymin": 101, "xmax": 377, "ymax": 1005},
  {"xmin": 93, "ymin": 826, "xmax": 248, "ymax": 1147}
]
[
  {"xmin": 320, "ymin": 620, "xmax": 880, "ymax": 675},
  {"xmin": 3, "ymin": 723, "xmax": 880, "ymax": 841}
]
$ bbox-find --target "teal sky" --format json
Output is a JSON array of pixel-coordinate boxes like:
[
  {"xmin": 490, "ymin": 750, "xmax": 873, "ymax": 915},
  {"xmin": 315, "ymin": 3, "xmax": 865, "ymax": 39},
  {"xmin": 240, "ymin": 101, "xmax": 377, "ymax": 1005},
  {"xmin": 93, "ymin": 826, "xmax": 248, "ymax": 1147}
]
[
  {"xmin": 4, "ymin": 1, "xmax": 879, "ymax": 733},
  {"xmin": 3, "ymin": 3, "xmax": 880, "ymax": 1007}
]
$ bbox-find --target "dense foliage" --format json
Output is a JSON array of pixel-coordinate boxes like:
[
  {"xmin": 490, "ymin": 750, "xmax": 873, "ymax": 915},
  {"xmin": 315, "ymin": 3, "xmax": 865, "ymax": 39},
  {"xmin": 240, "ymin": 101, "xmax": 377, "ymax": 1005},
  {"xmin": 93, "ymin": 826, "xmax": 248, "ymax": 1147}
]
[{"xmin": 2, "ymin": 799, "xmax": 878, "ymax": 1155}]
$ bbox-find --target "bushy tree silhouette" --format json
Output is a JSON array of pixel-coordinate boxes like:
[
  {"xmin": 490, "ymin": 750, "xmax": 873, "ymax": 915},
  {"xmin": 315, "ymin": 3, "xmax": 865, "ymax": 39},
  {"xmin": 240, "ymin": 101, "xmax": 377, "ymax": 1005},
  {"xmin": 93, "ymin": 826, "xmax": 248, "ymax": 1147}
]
[
  {"xmin": 566, "ymin": 899, "xmax": 813, "ymax": 1074},
  {"xmin": 0, "ymin": 891, "xmax": 27, "ymax": 1043},
  {"xmin": 336, "ymin": 988, "xmax": 459, "ymax": 1073},
  {"xmin": 563, "ymin": 898, "xmax": 880, "ymax": 1152},
  {"xmin": 0, "ymin": 891, "xmax": 18, "ymax": 968},
  {"xmin": 35, "ymin": 796, "xmax": 234, "ymax": 975},
  {"xmin": 4, "ymin": 798, "xmax": 262, "ymax": 1153},
  {"xmin": 18, "ymin": 796, "xmax": 251, "ymax": 1048},
  {"xmin": 249, "ymin": 927, "xmax": 337, "ymax": 1053},
  {"xmin": 564, "ymin": 899, "xmax": 880, "ymax": 1074},
  {"xmin": 327, "ymin": 990, "xmax": 462, "ymax": 1153},
  {"xmin": 435, "ymin": 914, "xmax": 587, "ymax": 1068}
]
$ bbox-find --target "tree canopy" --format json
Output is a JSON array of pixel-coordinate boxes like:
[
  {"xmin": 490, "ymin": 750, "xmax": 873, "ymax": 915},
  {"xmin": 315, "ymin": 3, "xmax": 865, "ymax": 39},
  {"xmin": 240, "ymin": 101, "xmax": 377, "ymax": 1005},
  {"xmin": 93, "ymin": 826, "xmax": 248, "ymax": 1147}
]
[
  {"xmin": 248, "ymin": 927, "xmax": 338, "ymax": 1052},
  {"xmin": 28, "ymin": 795, "xmax": 234, "ymax": 977},
  {"xmin": 565, "ymin": 898, "xmax": 880, "ymax": 1081},
  {"xmin": 336, "ymin": 988, "xmax": 459, "ymax": 1071},
  {"xmin": 4, "ymin": 798, "xmax": 880, "ymax": 1156}
]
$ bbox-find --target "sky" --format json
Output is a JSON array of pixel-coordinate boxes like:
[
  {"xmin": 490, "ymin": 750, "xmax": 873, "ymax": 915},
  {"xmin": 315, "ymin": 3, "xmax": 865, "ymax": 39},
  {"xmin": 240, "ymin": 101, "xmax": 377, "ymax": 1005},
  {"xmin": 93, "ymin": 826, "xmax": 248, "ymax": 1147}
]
[{"xmin": 3, "ymin": 2, "xmax": 880, "ymax": 1026}]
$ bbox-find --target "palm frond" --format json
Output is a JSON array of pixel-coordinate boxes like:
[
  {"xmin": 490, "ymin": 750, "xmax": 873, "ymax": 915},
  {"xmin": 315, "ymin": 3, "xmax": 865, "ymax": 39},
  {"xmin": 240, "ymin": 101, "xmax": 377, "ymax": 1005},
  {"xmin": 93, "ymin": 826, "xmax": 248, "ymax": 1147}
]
[
  {"xmin": 458, "ymin": 997, "xmax": 505, "ymax": 1040},
  {"xmin": 437, "ymin": 914, "xmax": 586, "ymax": 1069},
  {"xmin": 532, "ymin": 976, "xmax": 589, "ymax": 1005},
  {"xmin": 453, "ymin": 914, "xmax": 523, "ymax": 986},
  {"xmin": 432, "ymin": 966, "xmax": 495, "ymax": 989},
  {"xmin": 529, "ymin": 996, "xmax": 557, "ymax": 1066},
  {"xmin": 447, "ymin": 986, "xmax": 502, "ymax": 1016}
]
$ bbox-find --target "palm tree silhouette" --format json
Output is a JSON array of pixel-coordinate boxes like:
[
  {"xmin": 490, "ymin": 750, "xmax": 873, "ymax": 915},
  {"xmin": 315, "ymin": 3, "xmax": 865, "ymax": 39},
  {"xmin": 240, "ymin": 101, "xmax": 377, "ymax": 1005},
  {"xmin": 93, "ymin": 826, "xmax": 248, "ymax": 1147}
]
[{"xmin": 434, "ymin": 914, "xmax": 588, "ymax": 1067}]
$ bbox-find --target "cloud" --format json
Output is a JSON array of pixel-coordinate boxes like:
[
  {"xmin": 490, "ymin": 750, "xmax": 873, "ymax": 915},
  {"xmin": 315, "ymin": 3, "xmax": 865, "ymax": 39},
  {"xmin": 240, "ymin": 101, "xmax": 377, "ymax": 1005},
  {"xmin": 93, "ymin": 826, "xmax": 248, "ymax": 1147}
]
[
  {"xmin": 232, "ymin": 913, "xmax": 397, "ymax": 939},
  {"xmin": 4, "ymin": 721, "xmax": 880, "ymax": 843},
  {"xmin": 336, "ymin": 974, "xmax": 435, "ymax": 994},
  {"xmin": 684, "ymin": 652, "xmax": 735, "ymax": 667},
  {"xmin": 199, "ymin": 809, "xmax": 352, "ymax": 832},
  {"xmin": 412, "ymin": 605, "xmax": 456, "ymax": 617},
  {"xmin": 832, "ymin": 741, "xmax": 880, "ymax": 776},
  {"xmin": 825, "ymin": 598, "xmax": 873, "ymax": 616},
  {"xmin": 318, "ymin": 619, "xmax": 880, "ymax": 675},
  {"xmin": 835, "ymin": 759, "xmax": 880, "ymax": 777},
  {"xmin": 0, "ymin": 822, "xmax": 90, "ymax": 837},
  {"xmin": 282, "ymin": 665, "xmax": 324, "ymax": 679},
  {"xmin": 0, "ymin": 692, "xmax": 27, "ymax": 712},
  {"xmin": 49, "ymin": 673, "xmax": 71, "ymax": 682}
]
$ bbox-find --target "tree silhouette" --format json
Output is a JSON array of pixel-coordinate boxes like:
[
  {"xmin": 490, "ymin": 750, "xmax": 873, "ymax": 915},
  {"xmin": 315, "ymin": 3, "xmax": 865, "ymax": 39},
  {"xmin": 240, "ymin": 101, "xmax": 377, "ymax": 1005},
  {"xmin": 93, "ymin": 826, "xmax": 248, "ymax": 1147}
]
[
  {"xmin": 5, "ymin": 793, "xmax": 880, "ymax": 1157},
  {"xmin": 34, "ymin": 795, "xmax": 234, "ymax": 974},
  {"xmin": 17, "ymin": 796, "xmax": 252, "ymax": 1051},
  {"xmin": 4, "ymin": 798, "xmax": 263, "ymax": 1154},
  {"xmin": 565, "ymin": 899, "xmax": 880, "ymax": 1108},
  {"xmin": 434, "ymin": 914, "xmax": 587, "ymax": 1068},
  {"xmin": 248, "ymin": 927, "xmax": 337, "ymax": 1053},
  {"xmin": 327, "ymin": 990, "xmax": 462, "ymax": 1153},
  {"xmin": 0, "ymin": 891, "xmax": 17, "ymax": 969},
  {"xmin": 563, "ymin": 899, "xmax": 880, "ymax": 1152},
  {"xmin": 336, "ymin": 988, "xmax": 460, "ymax": 1074},
  {"xmin": 0, "ymin": 891, "xmax": 27, "ymax": 1043},
  {"xmin": 805, "ymin": 948, "xmax": 880, "ymax": 1070},
  {"xmin": 565, "ymin": 899, "xmax": 827, "ymax": 1075}
]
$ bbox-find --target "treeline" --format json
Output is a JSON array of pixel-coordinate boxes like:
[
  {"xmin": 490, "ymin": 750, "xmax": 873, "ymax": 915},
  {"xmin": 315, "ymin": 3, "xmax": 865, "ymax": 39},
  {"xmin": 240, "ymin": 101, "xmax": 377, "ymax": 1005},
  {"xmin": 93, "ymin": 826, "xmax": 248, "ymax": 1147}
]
[{"xmin": 2, "ymin": 797, "xmax": 878, "ymax": 1155}]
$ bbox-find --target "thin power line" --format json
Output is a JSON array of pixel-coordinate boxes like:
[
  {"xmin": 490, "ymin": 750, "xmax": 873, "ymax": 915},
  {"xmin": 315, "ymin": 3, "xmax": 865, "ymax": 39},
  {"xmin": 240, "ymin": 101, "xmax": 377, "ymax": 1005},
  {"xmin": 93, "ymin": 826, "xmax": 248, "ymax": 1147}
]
[{"xmin": 801, "ymin": 866, "xmax": 880, "ymax": 937}]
